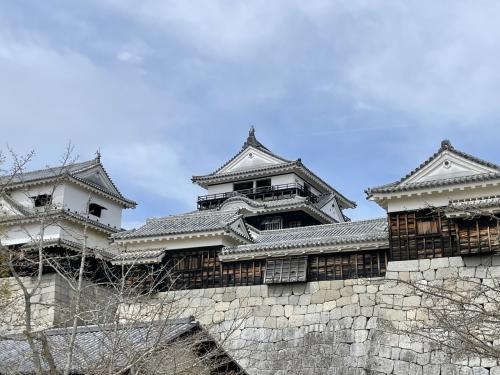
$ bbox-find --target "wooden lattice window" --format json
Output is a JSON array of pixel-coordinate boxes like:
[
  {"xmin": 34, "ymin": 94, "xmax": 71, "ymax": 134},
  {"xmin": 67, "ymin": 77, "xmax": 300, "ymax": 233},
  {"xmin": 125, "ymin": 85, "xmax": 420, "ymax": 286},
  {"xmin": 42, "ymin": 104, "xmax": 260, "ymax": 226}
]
[
  {"xmin": 264, "ymin": 256, "xmax": 307, "ymax": 284},
  {"xmin": 417, "ymin": 219, "xmax": 440, "ymax": 235}
]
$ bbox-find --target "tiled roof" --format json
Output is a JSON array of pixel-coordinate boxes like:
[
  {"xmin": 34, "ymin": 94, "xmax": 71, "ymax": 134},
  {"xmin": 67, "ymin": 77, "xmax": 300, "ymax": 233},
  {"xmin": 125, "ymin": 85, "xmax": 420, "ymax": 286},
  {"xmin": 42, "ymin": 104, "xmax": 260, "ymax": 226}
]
[
  {"xmin": 448, "ymin": 195, "xmax": 500, "ymax": 211},
  {"xmin": 194, "ymin": 161, "xmax": 356, "ymax": 209},
  {"xmin": 222, "ymin": 218, "xmax": 388, "ymax": 257},
  {"xmin": 112, "ymin": 210, "xmax": 248, "ymax": 240},
  {"xmin": 0, "ymin": 209, "xmax": 122, "ymax": 233},
  {"xmin": 0, "ymin": 318, "xmax": 197, "ymax": 373},
  {"xmin": 200, "ymin": 127, "xmax": 291, "ymax": 177},
  {"xmin": 0, "ymin": 157, "xmax": 136, "ymax": 207},
  {"xmin": 366, "ymin": 172, "xmax": 500, "ymax": 195},
  {"xmin": 366, "ymin": 140, "xmax": 500, "ymax": 196}
]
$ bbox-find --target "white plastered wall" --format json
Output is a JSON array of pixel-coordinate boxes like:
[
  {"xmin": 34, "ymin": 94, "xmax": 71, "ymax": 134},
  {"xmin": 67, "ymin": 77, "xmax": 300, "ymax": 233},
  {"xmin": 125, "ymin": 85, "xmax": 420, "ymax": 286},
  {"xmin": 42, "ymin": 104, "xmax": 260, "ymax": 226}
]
[{"xmin": 386, "ymin": 184, "xmax": 500, "ymax": 212}]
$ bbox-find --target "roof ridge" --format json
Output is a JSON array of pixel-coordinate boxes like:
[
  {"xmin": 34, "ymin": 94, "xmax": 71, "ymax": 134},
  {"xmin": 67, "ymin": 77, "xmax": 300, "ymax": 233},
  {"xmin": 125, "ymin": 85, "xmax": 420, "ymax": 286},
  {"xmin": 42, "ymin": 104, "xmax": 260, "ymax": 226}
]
[
  {"xmin": 146, "ymin": 209, "xmax": 240, "ymax": 222},
  {"xmin": 399, "ymin": 140, "xmax": 499, "ymax": 185},
  {"xmin": 257, "ymin": 217, "xmax": 387, "ymax": 235},
  {"xmin": 192, "ymin": 127, "xmax": 292, "ymax": 179}
]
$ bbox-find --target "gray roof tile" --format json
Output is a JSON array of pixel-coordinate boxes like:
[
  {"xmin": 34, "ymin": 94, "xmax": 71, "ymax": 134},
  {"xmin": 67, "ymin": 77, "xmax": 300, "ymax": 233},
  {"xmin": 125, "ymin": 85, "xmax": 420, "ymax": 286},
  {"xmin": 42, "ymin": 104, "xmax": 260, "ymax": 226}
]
[
  {"xmin": 112, "ymin": 210, "xmax": 247, "ymax": 240},
  {"xmin": 1, "ymin": 157, "xmax": 136, "ymax": 206},
  {"xmin": 0, "ymin": 318, "xmax": 197, "ymax": 373},
  {"xmin": 366, "ymin": 140, "xmax": 500, "ymax": 196},
  {"xmin": 222, "ymin": 218, "xmax": 388, "ymax": 256}
]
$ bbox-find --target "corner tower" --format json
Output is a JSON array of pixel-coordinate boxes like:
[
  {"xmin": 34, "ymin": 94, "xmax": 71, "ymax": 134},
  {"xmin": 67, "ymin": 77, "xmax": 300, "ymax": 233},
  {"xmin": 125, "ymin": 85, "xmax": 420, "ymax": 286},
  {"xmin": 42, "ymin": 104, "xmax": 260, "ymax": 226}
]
[
  {"xmin": 366, "ymin": 140, "xmax": 500, "ymax": 261},
  {"xmin": 192, "ymin": 127, "xmax": 355, "ymax": 230}
]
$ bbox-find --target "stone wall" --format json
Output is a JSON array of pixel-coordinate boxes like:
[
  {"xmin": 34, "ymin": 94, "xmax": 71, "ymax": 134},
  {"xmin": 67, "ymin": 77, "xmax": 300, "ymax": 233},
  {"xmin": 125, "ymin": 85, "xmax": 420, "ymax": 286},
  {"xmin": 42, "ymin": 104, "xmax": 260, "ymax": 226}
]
[
  {"xmin": 124, "ymin": 255, "xmax": 500, "ymax": 375},
  {"xmin": 0, "ymin": 273, "xmax": 115, "ymax": 335}
]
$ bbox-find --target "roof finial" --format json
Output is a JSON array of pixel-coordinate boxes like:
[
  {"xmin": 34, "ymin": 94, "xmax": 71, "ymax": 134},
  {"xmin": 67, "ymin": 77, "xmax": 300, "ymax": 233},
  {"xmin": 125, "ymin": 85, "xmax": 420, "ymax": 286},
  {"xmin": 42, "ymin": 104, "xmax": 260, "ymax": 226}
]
[
  {"xmin": 440, "ymin": 139, "xmax": 453, "ymax": 151},
  {"xmin": 95, "ymin": 148, "xmax": 101, "ymax": 161},
  {"xmin": 243, "ymin": 125, "xmax": 260, "ymax": 149}
]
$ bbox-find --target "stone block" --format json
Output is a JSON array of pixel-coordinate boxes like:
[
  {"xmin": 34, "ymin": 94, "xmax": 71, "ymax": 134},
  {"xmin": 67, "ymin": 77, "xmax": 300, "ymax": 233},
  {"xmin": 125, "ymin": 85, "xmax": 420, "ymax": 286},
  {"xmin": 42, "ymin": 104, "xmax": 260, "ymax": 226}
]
[
  {"xmin": 378, "ymin": 345, "xmax": 391, "ymax": 358},
  {"xmin": 215, "ymin": 302, "xmax": 230, "ymax": 311},
  {"xmin": 419, "ymin": 259, "xmax": 431, "ymax": 271},
  {"xmin": 290, "ymin": 283, "xmax": 306, "ymax": 296},
  {"xmin": 490, "ymin": 367, "xmax": 500, "ymax": 375},
  {"xmin": 270, "ymin": 305, "xmax": 284, "ymax": 317},
  {"xmin": 353, "ymin": 285, "xmax": 366, "ymax": 293},
  {"xmin": 310, "ymin": 290, "xmax": 326, "ymax": 304},
  {"xmin": 330, "ymin": 280, "xmax": 345, "ymax": 290},
  {"xmin": 288, "ymin": 314, "xmax": 304, "ymax": 327},
  {"xmin": 353, "ymin": 316, "xmax": 367, "ymax": 329},
  {"xmin": 387, "ymin": 260, "xmax": 420, "ymax": 272},
  {"xmin": 276, "ymin": 316, "xmax": 288, "ymax": 329},
  {"xmin": 369, "ymin": 356, "xmax": 394, "ymax": 373},
  {"xmin": 386, "ymin": 271, "xmax": 399, "ymax": 279},
  {"xmin": 340, "ymin": 286, "xmax": 354, "ymax": 297},
  {"xmin": 472, "ymin": 368, "xmax": 488, "ymax": 375},
  {"xmin": 436, "ymin": 267, "xmax": 458, "ymax": 279},
  {"xmin": 393, "ymin": 360, "xmax": 410, "ymax": 375},
  {"xmin": 361, "ymin": 306, "xmax": 374, "ymax": 317},
  {"xmin": 323, "ymin": 300, "xmax": 336, "ymax": 312},
  {"xmin": 324, "ymin": 289, "xmax": 341, "ymax": 301},
  {"xmin": 423, "ymin": 269, "xmax": 435, "ymax": 281},
  {"xmin": 367, "ymin": 285, "xmax": 379, "ymax": 294},
  {"xmin": 449, "ymin": 257, "xmax": 464, "ymax": 267},
  {"xmin": 284, "ymin": 305, "xmax": 294, "ymax": 317},
  {"xmin": 264, "ymin": 317, "xmax": 276, "ymax": 329},
  {"xmin": 341, "ymin": 304, "xmax": 360, "ymax": 317},
  {"xmin": 403, "ymin": 295, "xmax": 422, "ymax": 308},
  {"xmin": 423, "ymin": 364, "xmax": 441, "ymax": 375},
  {"xmin": 304, "ymin": 313, "xmax": 321, "ymax": 326},
  {"xmin": 350, "ymin": 342, "xmax": 367, "ymax": 357},
  {"xmin": 430, "ymin": 257, "xmax": 449, "ymax": 269},
  {"xmin": 355, "ymin": 330, "xmax": 369, "ymax": 343},
  {"xmin": 298, "ymin": 294, "xmax": 311, "ymax": 306},
  {"xmin": 481, "ymin": 357, "xmax": 497, "ymax": 367},
  {"xmin": 254, "ymin": 305, "xmax": 271, "ymax": 317}
]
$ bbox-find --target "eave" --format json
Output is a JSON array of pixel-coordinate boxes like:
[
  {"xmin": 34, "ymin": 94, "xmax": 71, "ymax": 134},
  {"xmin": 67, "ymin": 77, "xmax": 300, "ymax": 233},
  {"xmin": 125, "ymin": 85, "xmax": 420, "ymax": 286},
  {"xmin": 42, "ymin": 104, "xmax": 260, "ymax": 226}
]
[
  {"xmin": 219, "ymin": 238, "xmax": 389, "ymax": 262},
  {"xmin": 193, "ymin": 161, "xmax": 356, "ymax": 209},
  {"xmin": 4, "ymin": 175, "xmax": 137, "ymax": 208},
  {"xmin": 0, "ymin": 209, "xmax": 121, "ymax": 234}
]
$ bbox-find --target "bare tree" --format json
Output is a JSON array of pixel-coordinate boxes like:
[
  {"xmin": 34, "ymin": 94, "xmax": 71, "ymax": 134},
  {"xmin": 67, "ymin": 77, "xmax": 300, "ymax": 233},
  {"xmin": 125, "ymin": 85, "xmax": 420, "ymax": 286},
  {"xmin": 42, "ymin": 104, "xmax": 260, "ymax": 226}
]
[
  {"xmin": 385, "ymin": 202, "xmax": 500, "ymax": 363},
  {"xmin": 0, "ymin": 147, "xmax": 247, "ymax": 374}
]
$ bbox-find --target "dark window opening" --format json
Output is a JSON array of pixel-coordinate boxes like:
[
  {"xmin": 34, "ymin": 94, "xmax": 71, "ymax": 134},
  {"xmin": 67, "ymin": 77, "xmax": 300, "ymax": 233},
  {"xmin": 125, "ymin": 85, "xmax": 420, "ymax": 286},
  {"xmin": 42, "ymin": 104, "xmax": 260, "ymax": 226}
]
[
  {"xmin": 32, "ymin": 194, "xmax": 52, "ymax": 208},
  {"xmin": 88, "ymin": 203, "xmax": 106, "ymax": 218},
  {"xmin": 417, "ymin": 219, "xmax": 440, "ymax": 235},
  {"xmin": 286, "ymin": 220, "xmax": 302, "ymax": 228},
  {"xmin": 256, "ymin": 179, "xmax": 271, "ymax": 188},
  {"xmin": 233, "ymin": 181, "xmax": 253, "ymax": 192},
  {"xmin": 262, "ymin": 216, "xmax": 282, "ymax": 230}
]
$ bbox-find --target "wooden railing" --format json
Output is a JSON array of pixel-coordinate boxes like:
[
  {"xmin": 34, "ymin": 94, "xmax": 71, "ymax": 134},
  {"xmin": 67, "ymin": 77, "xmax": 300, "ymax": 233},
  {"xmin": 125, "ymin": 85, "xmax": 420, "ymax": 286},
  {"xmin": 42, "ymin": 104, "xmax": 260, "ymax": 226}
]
[{"xmin": 197, "ymin": 183, "xmax": 318, "ymax": 210}]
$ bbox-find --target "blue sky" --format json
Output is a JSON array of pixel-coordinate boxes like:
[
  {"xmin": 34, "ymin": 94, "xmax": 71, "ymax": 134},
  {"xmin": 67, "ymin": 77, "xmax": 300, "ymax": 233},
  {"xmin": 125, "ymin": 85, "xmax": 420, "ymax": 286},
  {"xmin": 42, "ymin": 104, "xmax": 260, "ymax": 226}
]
[{"xmin": 1, "ymin": 1, "xmax": 499, "ymax": 228}]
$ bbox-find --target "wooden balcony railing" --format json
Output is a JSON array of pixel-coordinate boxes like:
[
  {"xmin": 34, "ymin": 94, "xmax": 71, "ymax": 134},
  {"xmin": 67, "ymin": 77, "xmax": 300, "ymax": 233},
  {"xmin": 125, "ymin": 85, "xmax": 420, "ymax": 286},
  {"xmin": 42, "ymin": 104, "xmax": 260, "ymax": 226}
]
[{"xmin": 197, "ymin": 183, "xmax": 318, "ymax": 210}]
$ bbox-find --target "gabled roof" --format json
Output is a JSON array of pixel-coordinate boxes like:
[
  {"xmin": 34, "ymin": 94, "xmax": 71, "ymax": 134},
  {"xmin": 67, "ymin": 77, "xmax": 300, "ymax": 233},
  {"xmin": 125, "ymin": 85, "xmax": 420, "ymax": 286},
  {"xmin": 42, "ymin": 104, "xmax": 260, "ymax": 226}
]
[
  {"xmin": 200, "ymin": 126, "xmax": 291, "ymax": 177},
  {"xmin": 0, "ymin": 318, "xmax": 198, "ymax": 373},
  {"xmin": 221, "ymin": 218, "xmax": 388, "ymax": 260},
  {"xmin": 192, "ymin": 128, "xmax": 356, "ymax": 209},
  {"xmin": 1, "ymin": 155, "xmax": 136, "ymax": 208},
  {"xmin": 366, "ymin": 140, "xmax": 500, "ymax": 196},
  {"xmin": 217, "ymin": 195, "xmax": 338, "ymax": 224},
  {"xmin": 112, "ymin": 209, "xmax": 252, "ymax": 242}
]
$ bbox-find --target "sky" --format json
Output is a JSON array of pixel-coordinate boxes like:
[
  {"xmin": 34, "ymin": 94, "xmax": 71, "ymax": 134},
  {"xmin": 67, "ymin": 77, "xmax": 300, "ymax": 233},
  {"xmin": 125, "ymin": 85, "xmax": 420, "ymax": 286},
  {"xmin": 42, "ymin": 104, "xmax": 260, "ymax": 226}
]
[{"xmin": 1, "ymin": 1, "xmax": 500, "ymax": 228}]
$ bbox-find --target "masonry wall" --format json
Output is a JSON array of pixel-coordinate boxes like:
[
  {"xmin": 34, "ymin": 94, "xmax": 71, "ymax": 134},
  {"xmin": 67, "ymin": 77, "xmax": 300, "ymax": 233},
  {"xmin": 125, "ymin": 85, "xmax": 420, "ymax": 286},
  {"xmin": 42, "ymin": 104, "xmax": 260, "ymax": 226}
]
[
  {"xmin": 123, "ymin": 255, "xmax": 500, "ymax": 375},
  {"xmin": 0, "ymin": 273, "xmax": 115, "ymax": 335}
]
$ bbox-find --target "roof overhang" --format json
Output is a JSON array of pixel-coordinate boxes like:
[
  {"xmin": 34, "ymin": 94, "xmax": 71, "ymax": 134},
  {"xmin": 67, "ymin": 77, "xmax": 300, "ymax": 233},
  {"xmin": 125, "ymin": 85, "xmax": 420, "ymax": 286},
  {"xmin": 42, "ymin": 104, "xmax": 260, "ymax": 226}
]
[
  {"xmin": 220, "ymin": 238, "xmax": 389, "ymax": 262},
  {"xmin": 193, "ymin": 161, "xmax": 356, "ymax": 209},
  {"xmin": 367, "ymin": 177, "xmax": 500, "ymax": 210}
]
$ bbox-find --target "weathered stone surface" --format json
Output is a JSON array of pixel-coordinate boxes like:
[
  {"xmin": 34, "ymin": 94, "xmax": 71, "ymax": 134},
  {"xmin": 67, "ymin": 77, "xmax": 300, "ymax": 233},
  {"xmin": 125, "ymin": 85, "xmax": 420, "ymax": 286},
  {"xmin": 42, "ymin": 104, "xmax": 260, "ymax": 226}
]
[{"xmin": 18, "ymin": 257, "xmax": 498, "ymax": 375}]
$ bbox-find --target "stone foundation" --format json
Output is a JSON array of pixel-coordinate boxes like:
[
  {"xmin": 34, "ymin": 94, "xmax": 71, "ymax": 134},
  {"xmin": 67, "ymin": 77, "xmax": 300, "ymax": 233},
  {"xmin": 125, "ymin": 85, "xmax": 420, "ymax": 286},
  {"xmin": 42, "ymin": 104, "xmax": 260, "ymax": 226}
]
[{"xmin": 123, "ymin": 255, "xmax": 500, "ymax": 374}]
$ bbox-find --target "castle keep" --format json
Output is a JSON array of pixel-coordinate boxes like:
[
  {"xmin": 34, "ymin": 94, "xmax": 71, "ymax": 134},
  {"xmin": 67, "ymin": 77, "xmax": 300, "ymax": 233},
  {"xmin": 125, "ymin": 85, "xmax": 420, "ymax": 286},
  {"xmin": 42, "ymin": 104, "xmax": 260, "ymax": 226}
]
[{"xmin": 1, "ymin": 129, "xmax": 500, "ymax": 374}]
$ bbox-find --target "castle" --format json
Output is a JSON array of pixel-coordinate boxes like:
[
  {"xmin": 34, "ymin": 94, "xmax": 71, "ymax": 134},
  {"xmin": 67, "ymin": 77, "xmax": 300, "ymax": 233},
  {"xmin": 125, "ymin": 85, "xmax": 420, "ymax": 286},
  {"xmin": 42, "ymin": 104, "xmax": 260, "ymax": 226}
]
[{"xmin": 1, "ymin": 129, "xmax": 499, "ymax": 374}]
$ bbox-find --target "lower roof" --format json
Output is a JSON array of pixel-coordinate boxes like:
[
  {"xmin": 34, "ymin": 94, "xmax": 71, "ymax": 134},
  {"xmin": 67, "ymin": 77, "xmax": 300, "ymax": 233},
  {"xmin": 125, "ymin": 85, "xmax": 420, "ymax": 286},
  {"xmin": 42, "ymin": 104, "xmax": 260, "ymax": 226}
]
[{"xmin": 222, "ymin": 218, "xmax": 388, "ymax": 260}]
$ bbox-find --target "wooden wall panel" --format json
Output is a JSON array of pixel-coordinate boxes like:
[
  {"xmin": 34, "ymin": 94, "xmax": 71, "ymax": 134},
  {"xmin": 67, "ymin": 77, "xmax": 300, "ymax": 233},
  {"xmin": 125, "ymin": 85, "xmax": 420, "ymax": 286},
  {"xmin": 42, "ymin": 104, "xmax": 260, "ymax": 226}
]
[{"xmin": 389, "ymin": 211, "xmax": 499, "ymax": 261}]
